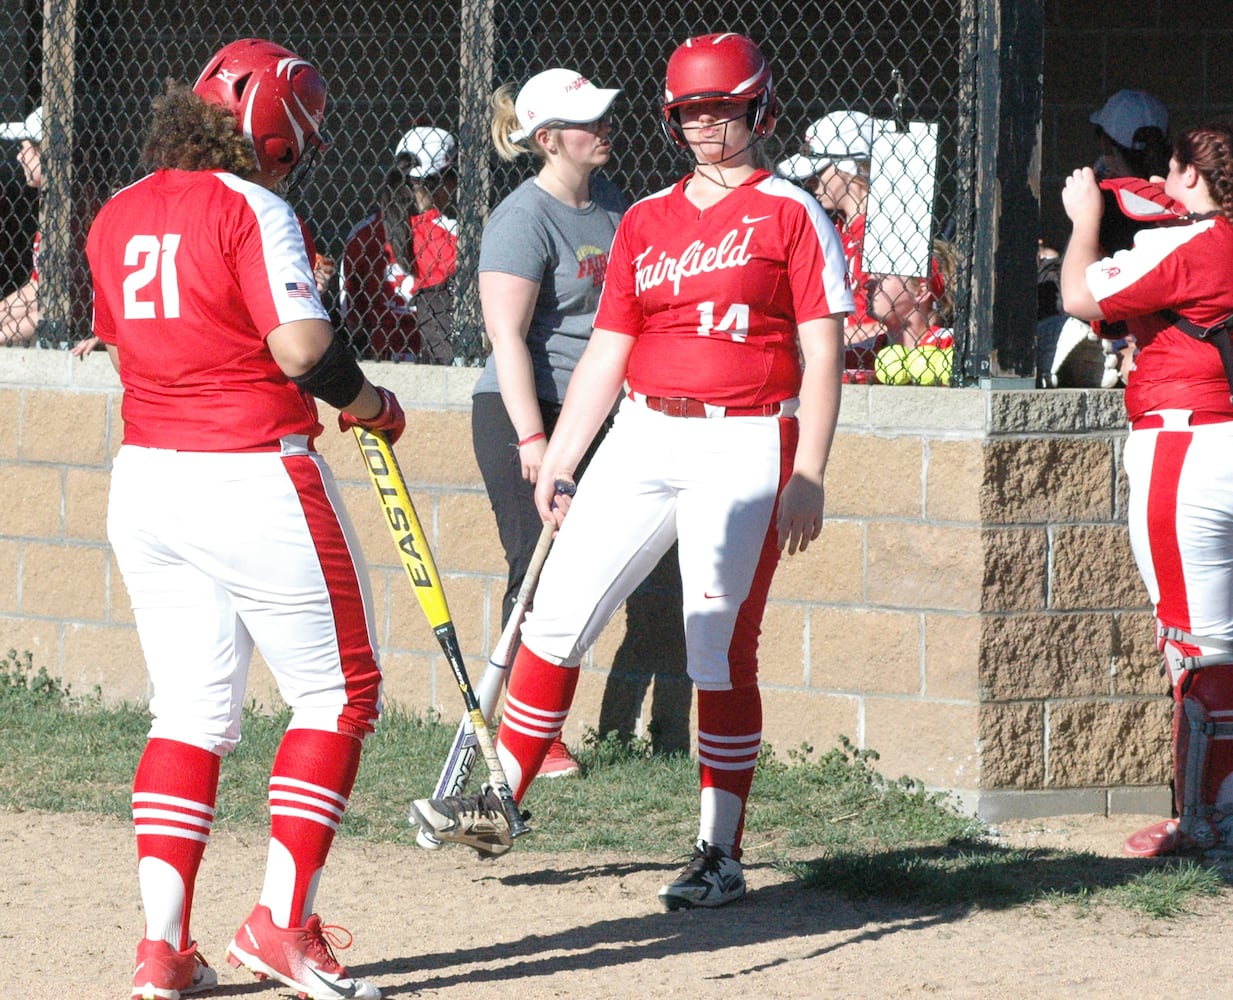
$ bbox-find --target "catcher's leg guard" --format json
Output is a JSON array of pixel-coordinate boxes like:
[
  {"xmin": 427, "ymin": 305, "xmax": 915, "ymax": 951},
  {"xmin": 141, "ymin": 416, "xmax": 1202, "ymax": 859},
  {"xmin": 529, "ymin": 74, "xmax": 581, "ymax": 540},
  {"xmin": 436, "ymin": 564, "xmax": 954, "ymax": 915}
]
[{"xmin": 1125, "ymin": 626, "xmax": 1233, "ymax": 857}]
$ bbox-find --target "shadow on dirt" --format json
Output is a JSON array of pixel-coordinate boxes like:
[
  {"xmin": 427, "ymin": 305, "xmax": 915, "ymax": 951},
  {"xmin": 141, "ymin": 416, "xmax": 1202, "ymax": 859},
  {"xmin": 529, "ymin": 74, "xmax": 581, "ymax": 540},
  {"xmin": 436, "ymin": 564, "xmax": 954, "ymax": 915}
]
[
  {"xmin": 781, "ymin": 840, "xmax": 1232, "ymax": 909},
  {"xmin": 353, "ymin": 843, "xmax": 1232, "ymax": 994}
]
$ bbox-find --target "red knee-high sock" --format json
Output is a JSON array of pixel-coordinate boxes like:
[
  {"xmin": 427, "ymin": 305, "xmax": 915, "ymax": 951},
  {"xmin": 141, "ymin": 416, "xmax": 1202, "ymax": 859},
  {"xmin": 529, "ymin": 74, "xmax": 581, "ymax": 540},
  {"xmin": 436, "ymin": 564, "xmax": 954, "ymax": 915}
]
[
  {"xmin": 132, "ymin": 738, "xmax": 220, "ymax": 950},
  {"xmin": 259, "ymin": 728, "xmax": 362, "ymax": 928},
  {"xmin": 496, "ymin": 646, "xmax": 579, "ymax": 800},
  {"xmin": 697, "ymin": 686, "xmax": 762, "ymax": 859}
]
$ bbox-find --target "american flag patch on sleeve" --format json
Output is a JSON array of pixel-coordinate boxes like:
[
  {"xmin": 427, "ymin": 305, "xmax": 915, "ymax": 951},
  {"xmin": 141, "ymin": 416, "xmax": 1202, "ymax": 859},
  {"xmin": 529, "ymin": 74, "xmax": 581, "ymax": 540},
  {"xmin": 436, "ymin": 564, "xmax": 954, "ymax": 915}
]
[{"xmin": 285, "ymin": 281, "xmax": 313, "ymax": 298}]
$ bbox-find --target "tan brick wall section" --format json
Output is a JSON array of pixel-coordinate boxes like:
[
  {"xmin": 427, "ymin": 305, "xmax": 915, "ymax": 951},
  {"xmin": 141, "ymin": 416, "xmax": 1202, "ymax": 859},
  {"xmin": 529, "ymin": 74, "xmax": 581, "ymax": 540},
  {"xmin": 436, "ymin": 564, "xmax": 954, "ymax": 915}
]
[
  {"xmin": 0, "ymin": 387, "xmax": 20, "ymax": 459},
  {"xmin": 0, "ymin": 352, "xmax": 1171, "ymax": 822}
]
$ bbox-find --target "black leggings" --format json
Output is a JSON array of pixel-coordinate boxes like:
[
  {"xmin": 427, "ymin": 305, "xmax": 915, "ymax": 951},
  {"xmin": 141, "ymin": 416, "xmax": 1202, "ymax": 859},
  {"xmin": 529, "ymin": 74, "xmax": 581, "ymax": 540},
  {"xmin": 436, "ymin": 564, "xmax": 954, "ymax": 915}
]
[{"xmin": 471, "ymin": 391, "xmax": 608, "ymax": 626}]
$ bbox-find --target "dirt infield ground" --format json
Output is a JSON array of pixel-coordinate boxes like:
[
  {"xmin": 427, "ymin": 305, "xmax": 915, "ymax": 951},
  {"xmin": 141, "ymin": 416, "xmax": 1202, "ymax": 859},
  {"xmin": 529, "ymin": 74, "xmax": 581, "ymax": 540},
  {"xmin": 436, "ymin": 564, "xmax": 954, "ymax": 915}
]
[{"xmin": 2, "ymin": 808, "xmax": 1227, "ymax": 999}]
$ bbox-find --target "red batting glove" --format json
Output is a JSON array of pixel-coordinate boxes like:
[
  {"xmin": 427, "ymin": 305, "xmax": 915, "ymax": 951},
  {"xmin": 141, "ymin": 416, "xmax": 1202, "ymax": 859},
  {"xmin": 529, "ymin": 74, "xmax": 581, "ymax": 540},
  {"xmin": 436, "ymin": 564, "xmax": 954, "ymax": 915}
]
[{"xmin": 339, "ymin": 386, "xmax": 406, "ymax": 445}]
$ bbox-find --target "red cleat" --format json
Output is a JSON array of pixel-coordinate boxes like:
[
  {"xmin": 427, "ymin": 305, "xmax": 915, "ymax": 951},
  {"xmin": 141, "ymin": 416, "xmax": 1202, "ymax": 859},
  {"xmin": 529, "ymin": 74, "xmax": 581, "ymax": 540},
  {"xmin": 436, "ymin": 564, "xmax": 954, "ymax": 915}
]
[
  {"xmin": 537, "ymin": 737, "xmax": 581, "ymax": 779},
  {"xmin": 1123, "ymin": 818, "xmax": 1204, "ymax": 857},
  {"xmin": 131, "ymin": 938, "xmax": 216, "ymax": 1000},
  {"xmin": 227, "ymin": 904, "xmax": 380, "ymax": 999}
]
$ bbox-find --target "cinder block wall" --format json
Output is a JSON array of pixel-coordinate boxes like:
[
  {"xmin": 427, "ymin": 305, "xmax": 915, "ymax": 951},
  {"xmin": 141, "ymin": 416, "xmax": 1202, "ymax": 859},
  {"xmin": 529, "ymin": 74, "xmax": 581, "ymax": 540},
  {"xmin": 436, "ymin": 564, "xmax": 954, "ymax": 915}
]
[{"xmin": 0, "ymin": 349, "xmax": 1169, "ymax": 821}]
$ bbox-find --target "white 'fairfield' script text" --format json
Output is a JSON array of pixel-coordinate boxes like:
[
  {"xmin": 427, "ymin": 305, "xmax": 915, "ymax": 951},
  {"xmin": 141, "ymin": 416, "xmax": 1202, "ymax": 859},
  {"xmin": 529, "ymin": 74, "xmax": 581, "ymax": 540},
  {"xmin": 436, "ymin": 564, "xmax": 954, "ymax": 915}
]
[{"xmin": 634, "ymin": 228, "xmax": 754, "ymax": 296}]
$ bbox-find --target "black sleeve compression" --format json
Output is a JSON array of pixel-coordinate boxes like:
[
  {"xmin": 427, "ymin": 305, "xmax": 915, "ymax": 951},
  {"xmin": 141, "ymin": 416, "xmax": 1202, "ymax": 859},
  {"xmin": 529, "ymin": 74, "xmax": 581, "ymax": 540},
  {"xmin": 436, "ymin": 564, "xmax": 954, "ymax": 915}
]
[{"xmin": 290, "ymin": 335, "xmax": 366, "ymax": 409}]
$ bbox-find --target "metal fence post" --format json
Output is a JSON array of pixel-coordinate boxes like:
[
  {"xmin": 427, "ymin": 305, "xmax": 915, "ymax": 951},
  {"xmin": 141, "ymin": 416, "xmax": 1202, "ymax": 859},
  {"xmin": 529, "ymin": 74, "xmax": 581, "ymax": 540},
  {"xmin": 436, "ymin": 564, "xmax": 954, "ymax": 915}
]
[
  {"xmin": 36, "ymin": 0, "xmax": 77, "ymax": 348},
  {"xmin": 453, "ymin": 2, "xmax": 496, "ymax": 363},
  {"xmin": 967, "ymin": 0, "xmax": 1044, "ymax": 382}
]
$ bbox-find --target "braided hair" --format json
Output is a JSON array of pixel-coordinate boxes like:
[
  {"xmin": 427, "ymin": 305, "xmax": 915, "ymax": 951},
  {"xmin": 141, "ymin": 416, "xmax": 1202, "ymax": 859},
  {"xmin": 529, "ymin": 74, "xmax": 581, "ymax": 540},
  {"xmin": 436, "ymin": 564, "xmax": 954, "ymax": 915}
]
[{"xmin": 1174, "ymin": 123, "xmax": 1233, "ymax": 223}]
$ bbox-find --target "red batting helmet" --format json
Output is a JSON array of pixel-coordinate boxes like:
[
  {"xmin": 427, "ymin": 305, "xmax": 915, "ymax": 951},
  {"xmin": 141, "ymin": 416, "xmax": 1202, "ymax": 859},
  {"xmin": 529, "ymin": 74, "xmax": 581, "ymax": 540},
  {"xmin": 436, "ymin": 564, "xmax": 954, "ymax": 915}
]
[
  {"xmin": 192, "ymin": 38, "xmax": 328, "ymax": 179},
  {"xmin": 661, "ymin": 32, "xmax": 778, "ymax": 149}
]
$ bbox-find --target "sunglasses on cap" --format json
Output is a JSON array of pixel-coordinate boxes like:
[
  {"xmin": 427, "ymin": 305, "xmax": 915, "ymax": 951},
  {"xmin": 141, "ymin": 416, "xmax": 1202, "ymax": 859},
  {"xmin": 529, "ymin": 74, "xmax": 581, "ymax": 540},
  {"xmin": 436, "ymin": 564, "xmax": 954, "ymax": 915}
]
[{"xmin": 546, "ymin": 113, "xmax": 614, "ymax": 132}]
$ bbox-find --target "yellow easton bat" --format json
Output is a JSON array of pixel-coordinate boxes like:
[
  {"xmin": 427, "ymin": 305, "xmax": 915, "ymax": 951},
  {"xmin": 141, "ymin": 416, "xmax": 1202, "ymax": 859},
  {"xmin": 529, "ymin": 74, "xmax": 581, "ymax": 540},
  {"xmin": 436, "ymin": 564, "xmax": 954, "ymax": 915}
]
[{"xmin": 352, "ymin": 426, "xmax": 528, "ymax": 839}]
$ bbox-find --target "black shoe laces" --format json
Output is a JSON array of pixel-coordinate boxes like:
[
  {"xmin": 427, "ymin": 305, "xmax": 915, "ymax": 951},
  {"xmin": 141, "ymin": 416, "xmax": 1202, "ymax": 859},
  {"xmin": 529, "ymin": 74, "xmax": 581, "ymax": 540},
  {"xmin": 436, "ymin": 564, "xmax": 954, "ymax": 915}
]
[{"xmin": 681, "ymin": 842, "xmax": 725, "ymax": 874}]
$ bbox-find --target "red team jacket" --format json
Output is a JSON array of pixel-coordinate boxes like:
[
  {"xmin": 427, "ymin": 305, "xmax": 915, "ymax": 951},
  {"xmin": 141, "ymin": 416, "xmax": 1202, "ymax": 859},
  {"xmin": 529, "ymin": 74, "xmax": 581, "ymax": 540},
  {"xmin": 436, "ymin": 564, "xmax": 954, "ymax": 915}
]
[
  {"xmin": 340, "ymin": 207, "xmax": 458, "ymax": 360},
  {"xmin": 837, "ymin": 211, "xmax": 873, "ymax": 329}
]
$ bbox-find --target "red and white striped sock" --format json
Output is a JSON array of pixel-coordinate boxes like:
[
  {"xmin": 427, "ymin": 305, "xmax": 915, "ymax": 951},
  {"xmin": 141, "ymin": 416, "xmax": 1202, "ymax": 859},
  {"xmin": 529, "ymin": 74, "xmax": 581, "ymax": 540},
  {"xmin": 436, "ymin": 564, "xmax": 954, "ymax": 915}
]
[
  {"xmin": 496, "ymin": 646, "xmax": 579, "ymax": 800},
  {"xmin": 132, "ymin": 738, "xmax": 220, "ymax": 950},
  {"xmin": 258, "ymin": 728, "xmax": 362, "ymax": 927},
  {"xmin": 697, "ymin": 686, "xmax": 763, "ymax": 860}
]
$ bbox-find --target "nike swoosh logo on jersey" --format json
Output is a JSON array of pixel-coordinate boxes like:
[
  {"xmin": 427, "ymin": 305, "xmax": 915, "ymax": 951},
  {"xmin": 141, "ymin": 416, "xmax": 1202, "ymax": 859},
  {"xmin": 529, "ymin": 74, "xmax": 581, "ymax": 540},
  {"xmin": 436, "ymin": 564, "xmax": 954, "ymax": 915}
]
[
  {"xmin": 704, "ymin": 592, "xmax": 727, "ymax": 600},
  {"xmin": 741, "ymin": 214, "xmax": 771, "ymax": 224}
]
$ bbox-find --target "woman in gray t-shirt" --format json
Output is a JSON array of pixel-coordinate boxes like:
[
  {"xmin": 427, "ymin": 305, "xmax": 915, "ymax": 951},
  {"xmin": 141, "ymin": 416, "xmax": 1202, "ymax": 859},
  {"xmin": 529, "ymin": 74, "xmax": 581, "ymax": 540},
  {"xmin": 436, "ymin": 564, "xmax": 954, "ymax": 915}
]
[{"xmin": 471, "ymin": 69, "xmax": 628, "ymax": 777}]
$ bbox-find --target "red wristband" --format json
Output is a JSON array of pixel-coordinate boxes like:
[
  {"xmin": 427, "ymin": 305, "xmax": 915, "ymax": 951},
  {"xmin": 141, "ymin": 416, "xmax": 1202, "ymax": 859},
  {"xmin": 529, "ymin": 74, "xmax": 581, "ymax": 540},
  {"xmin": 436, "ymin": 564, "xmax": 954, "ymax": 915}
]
[{"xmin": 518, "ymin": 432, "xmax": 546, "ymax": 447}]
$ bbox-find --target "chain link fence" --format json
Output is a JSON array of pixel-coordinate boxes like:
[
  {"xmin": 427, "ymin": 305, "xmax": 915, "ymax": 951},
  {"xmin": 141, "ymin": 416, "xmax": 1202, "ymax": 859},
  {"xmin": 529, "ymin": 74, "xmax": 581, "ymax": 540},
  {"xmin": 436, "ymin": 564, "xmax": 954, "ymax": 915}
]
[{"xmin": 0, "ymin": 0, "xmax": 969, "ymax": 382}]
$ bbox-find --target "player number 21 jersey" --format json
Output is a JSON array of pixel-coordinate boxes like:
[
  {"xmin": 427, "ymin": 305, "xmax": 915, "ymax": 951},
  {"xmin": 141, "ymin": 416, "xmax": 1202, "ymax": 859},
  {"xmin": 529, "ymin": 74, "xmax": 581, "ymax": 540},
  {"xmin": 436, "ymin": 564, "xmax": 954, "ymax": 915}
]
[{"xmin": 87, "ymin": 168, "xmax": 331, "ymax": 452}]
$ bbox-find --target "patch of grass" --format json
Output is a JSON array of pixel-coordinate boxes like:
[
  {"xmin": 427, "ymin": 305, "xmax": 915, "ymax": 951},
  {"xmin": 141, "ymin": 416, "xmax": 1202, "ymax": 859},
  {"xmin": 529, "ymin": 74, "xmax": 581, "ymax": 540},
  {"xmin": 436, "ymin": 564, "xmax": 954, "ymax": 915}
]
[
  {"xmin": 1, "ymin": 649, "xmax": 80, "ymax": 710},
  {"xmin": 748, "ymin": 737, "xmax": 983, "ymax": 854},
  {"xmin": 0, "ymin": 649, "xmax": 146, "ymax": 817},
  {"xmin": 781, "ymin": 838, "xmax": 1228, "ymax": 918},
  {"xmin": 780, "ymin": 846, "xmax": 1041, "ymax": 907},
  {"xmin": 2, "ymin": 651, "xmax": 1230, "ymax": 919},
  {"xmin": 1102, "ymin": 860, "xmax": 1225, "ymax": 918}
]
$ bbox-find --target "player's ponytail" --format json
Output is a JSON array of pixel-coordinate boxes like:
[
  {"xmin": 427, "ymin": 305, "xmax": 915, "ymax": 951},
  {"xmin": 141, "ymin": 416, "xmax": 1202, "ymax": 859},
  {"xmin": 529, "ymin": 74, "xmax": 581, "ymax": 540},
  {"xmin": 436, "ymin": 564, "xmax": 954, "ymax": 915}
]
[
  {"xmin": 1175, "ymin": 123, "xmax": 1233, "ymax": 225},
  {"xmin": 491, "ymin": 84, "xmax": 531, "ymax": 163}
]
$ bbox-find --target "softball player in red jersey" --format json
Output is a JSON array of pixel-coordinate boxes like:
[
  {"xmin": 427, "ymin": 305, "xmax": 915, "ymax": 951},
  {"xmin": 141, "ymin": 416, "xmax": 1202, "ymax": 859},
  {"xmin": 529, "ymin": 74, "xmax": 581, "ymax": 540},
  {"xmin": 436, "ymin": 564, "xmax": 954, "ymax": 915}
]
[
  {"xmin": 1061, "ymin": 123, "xmax": 1233, "ymax": 859},
  {"xmin": 91, "ymin": 40, "xmax": 400, "ymax": 1000},
  {"xmin": 412, "ymin": 32, "xmax": 852, "ymax": 910}
]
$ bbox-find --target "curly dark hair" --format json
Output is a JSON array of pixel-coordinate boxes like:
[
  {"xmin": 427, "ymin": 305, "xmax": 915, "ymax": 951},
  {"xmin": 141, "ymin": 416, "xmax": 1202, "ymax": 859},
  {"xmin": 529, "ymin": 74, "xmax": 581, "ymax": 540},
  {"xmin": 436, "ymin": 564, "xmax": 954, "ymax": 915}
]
[
  {"xmin": 140, "ymin": 80, "xmax": 257, "ymax": 175},
  {"xmin": 1174, "ymin": 123, "xmax": 1233, "ymax": 223}
]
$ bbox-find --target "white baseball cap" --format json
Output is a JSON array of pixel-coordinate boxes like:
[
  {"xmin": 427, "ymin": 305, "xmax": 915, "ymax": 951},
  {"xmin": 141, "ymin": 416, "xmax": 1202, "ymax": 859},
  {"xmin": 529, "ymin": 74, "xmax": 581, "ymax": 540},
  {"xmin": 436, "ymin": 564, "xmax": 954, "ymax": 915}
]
[
  {"xmin": 0, "ymin": 105, "xmax": 44, "ymax": 143},
  {"xmin": 1089, "ymin": 89, "xmax": 1168, "ymax": 151},
  {"xmin": 777, "ymin": 110, "xmax": 877, "ymax": 180},
  {"xmin": 395, "ymin": 126, "xmax": 457, "ymax": 178},
  {"xmin": 509, "ymin": 68, "xmax": 620, "ymax": 143}
]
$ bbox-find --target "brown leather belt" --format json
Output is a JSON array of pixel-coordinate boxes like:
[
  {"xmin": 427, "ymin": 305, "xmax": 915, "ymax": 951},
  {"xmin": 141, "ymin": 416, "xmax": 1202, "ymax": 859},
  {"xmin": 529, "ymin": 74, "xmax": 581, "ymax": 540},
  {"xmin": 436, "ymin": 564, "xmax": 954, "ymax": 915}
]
[{"xmin": 636, "ymin": 394, "xmax": 786, "ymax": 418}]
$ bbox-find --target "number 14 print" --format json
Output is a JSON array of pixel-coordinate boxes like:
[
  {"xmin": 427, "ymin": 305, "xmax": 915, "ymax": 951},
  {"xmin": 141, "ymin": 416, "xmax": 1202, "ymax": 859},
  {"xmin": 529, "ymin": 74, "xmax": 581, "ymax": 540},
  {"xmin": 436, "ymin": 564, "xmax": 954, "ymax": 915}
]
[{"xmin": 696, "ymin": 301, "xmax": 749, "ymax": 342}]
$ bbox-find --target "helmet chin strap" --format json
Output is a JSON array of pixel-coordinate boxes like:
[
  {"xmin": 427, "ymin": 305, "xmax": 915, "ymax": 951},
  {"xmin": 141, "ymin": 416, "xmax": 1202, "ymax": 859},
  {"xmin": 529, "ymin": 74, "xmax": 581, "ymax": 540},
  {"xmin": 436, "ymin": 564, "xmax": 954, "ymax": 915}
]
[
  {"xmin": 678, "ymin": 115, "xmax": 763, "ymax": 185},
  {"xmin": 282, "ymin": 143, "xmax": 320, "ymax": 197}
]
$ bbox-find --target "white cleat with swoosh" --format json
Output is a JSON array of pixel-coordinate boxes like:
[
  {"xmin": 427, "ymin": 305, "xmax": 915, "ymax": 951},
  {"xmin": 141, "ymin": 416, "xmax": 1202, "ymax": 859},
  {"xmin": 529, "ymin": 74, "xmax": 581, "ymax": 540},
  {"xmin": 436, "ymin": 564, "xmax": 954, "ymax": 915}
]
[{"xmin": 226, "ymin": 904, "xmax": 380, "ymax": 999}]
